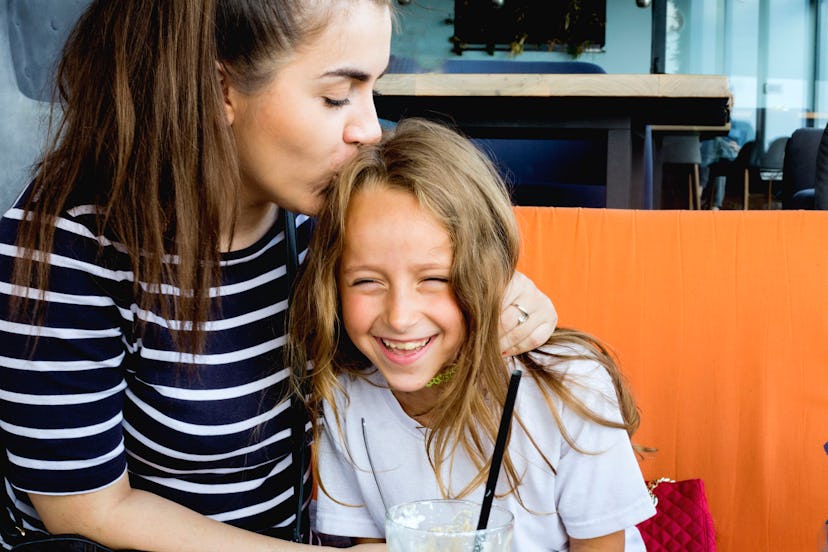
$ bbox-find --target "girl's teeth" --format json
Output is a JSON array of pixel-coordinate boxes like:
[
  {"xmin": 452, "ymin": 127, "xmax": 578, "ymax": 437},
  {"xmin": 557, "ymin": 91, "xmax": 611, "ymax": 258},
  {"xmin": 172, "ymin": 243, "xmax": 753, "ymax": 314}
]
[{"xmin": 382, "ymin": 338, "xmax": 430, "ymax": 351}]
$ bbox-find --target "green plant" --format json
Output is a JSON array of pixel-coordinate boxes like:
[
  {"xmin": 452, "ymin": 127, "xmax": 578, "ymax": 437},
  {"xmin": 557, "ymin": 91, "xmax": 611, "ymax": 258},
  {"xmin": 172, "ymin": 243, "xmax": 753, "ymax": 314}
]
[
  {"xmin": 510, "ymin": 0, "xmax": 604, "ymax": 59},
  {"xmin": 448, "ymin": 0, "xmax": 604, "ymax": 58}
]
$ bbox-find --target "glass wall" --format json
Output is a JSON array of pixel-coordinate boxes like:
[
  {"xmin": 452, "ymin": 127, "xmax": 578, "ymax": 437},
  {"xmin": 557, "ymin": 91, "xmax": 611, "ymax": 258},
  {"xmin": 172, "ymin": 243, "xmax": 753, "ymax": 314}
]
[
  {"xmin": 817, "ymin": 1, "xmax": 828, "ymax": 129},
  {"xmin": 664, "ymin": 0, "xmax": 822, "ymax": 152}
]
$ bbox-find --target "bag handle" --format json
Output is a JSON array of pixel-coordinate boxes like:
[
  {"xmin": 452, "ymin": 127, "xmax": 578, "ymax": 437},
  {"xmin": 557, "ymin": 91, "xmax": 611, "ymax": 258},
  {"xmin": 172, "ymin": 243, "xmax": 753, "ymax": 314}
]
[{"xmin": 646, "ymin": 477, "xmax": 676, "ymax": 507}]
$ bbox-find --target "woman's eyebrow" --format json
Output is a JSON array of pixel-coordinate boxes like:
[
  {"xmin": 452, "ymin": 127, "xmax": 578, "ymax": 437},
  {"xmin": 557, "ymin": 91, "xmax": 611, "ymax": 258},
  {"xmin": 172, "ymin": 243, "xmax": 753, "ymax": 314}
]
[{"xmin": 320, "ymin": 68, "xmax": 371, "ymax": 82}]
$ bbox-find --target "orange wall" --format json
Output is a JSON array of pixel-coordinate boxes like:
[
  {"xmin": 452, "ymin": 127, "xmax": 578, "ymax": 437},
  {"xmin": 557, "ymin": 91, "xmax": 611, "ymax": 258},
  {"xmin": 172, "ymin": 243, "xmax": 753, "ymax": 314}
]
[{"xmin": 514, "ymin": 207, "xmax": 828, "ymax": 552}]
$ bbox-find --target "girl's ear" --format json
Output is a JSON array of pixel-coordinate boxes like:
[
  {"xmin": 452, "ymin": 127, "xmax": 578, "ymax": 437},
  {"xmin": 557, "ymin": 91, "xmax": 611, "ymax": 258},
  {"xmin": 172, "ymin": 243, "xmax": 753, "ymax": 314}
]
[{"xmin": 216, "ymin": 62, "xmax": 235, "ymax": 126}]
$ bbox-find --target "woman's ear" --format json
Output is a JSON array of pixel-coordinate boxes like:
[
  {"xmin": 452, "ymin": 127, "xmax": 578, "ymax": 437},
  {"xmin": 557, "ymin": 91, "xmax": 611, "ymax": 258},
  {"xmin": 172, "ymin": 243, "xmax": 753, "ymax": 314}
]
[{"xmin": 216, "ymin": 62, "xmax": 235, "ymax": 126}]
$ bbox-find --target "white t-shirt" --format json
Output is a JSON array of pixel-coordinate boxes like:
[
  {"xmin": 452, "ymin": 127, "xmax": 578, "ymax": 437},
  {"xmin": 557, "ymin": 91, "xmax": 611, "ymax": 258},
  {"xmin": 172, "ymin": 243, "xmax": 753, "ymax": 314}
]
[{"xmin": 315, "ymin": 347, "xmax": 656, "ymax": 551}]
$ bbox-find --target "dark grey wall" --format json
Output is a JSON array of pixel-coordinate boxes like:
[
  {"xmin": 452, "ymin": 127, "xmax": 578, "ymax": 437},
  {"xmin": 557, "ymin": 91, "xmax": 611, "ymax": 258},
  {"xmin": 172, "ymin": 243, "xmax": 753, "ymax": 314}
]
[{"xmin": 0, "ymin": 0, "xmax": 88, "ymax": 211}]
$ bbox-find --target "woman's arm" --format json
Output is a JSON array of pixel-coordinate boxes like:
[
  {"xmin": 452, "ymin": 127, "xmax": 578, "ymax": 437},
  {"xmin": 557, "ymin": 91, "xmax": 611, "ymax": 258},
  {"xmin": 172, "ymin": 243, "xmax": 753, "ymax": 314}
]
[
  {"xmin": 30, "ymin": 473, "xmax": 303, "ymax": 552},
  {"xmin": 31, "ymin": 474, "xmax": 385, "ymax": 552},
  {"xmin": 499, "ymin": 270, "xmax": 557, "ymax": 356},
  {"xmin": 569, "ymin": 530, "xmax": 625, "ymax": 551}
]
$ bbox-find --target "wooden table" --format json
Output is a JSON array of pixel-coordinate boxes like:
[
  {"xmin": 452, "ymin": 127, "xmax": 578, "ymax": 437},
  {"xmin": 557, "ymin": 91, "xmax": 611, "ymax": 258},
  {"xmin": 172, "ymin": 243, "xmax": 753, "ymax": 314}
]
[{"xmin": 374, "ymin": 74, "xmax": 732, "ymax": 209}]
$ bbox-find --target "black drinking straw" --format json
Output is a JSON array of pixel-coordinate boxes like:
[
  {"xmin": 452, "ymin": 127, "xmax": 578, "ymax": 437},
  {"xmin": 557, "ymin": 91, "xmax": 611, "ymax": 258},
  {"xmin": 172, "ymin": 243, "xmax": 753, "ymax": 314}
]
[{"xmin": 476, "ymin": 368, "xmax": 522, "ymax": 532}]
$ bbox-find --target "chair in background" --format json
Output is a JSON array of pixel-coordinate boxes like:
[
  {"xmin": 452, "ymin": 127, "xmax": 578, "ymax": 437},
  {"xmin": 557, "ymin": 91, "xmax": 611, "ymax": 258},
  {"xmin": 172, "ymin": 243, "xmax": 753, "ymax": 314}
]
[
  {"xmin": 697, "ymin": 120, "xmax": 753, "ymax": 210},
  {"xmin": 0, "ymin": 1, "xmax": 91, "ymax": 211},
  {"xmin": 660, "ymin": 134, "xmax": 702, "ymax": 209},
  {"xmin": 710, "ymin": 140, "xmax": 761, "ymax": 210},
  {"xmin": 781, "ymin": 127, "xmax": 823, "ymax": 209},
  {"xmin": 757, "ymin": 136, "xmax": 788, "ymax": 209},
  {"xmin": 814, "ymin": 123, "xmax": 828, "ymax": 210}
]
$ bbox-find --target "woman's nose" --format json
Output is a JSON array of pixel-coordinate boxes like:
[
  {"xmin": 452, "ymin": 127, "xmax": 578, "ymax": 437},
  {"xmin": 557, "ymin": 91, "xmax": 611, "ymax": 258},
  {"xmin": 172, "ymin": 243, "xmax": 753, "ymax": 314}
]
[{"xmin": 344, "ymin": 95, "xmax": 382, "ymax": 146}]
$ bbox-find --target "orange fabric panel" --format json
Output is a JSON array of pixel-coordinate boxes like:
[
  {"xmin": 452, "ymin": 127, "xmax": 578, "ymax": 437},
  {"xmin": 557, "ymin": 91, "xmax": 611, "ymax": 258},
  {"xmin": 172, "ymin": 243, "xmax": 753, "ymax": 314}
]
[{"xmin": 514, "ymin": 207, "xmax": 828, "ymax": 552}]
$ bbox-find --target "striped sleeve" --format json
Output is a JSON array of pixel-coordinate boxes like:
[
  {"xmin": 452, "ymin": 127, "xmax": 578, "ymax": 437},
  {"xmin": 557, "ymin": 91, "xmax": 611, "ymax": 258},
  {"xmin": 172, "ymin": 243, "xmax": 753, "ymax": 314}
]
[{"xmin": 0, "ymin": 205, "xmax": 131, "ymax": 495}]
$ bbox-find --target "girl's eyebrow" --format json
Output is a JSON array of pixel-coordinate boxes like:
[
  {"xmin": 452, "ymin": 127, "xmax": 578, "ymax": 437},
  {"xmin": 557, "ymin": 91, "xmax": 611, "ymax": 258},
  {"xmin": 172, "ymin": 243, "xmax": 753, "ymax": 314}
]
[{"xmin": 342, "ymin": 261, "xmax": 450, "ymax": 273}]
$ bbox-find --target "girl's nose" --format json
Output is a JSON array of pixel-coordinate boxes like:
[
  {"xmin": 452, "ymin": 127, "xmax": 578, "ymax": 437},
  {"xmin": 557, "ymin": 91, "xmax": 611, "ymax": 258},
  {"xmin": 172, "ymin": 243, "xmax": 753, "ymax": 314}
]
[{"xmin": 385, "ymin": 288, "xmax": 419, "ymax": 332}]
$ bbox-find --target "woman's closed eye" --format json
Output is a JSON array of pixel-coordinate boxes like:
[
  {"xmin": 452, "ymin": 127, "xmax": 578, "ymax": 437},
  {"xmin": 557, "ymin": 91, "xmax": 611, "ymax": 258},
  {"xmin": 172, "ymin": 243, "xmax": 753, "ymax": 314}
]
[{"xmin": 324, "ymin": 96, "xmax": 350, "ymax": 108}]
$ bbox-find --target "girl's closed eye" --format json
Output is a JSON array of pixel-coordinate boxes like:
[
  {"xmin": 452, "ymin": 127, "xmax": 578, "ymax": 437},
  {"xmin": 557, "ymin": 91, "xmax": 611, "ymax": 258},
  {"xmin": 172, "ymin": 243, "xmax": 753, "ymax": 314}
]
[
  {"xmin": 349, "ymin": 277, "xmax": 383, "ymax": 288},
  {"xmin": 420, "ymin": 276, "xmax": 450, "ymax": 289}
]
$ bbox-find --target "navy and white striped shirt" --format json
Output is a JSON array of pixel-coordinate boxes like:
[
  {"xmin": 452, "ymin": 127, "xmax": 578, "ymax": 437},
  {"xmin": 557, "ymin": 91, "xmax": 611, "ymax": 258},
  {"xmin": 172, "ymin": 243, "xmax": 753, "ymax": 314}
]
[{"xmin": 0, "ymin": 186, "xmax": 312, "ymax": 545}]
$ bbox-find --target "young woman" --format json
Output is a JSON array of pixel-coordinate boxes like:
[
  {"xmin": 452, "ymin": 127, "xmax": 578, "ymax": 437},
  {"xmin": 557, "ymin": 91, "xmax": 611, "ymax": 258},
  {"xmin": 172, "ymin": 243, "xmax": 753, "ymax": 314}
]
[
  {"xmin": 0, "ymin": 2, "xmax": 556, "ymax": 551},
  {"xmin": 290, "ymin": 118, "xmax": 656, "ymax": 551}
]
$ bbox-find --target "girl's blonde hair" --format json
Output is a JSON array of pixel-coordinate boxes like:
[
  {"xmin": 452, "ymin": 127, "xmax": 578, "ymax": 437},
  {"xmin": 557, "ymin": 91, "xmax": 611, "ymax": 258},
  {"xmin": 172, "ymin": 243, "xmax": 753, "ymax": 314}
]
[{"xmin": 288, "ymin": 117, "xmax": 641, "ymax": 505}]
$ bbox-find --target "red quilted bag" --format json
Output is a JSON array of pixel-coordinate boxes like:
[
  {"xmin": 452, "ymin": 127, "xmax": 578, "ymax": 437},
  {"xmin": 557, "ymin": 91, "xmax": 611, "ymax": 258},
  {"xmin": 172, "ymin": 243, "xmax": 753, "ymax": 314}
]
[{"xmin": 636, "ymin": 478, "xmax": 717, "ymax": 551}]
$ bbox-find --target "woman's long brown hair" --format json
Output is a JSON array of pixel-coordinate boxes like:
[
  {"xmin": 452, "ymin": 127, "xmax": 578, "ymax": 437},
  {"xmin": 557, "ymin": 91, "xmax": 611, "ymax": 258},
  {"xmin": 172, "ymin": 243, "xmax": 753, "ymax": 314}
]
[
  {"xmin": 10, "ymin": 0, "xmax": 389, "ymax": 356},
  {"xmin": 289, "ymin": 118, "xmax": 644, "ymax": 507}
]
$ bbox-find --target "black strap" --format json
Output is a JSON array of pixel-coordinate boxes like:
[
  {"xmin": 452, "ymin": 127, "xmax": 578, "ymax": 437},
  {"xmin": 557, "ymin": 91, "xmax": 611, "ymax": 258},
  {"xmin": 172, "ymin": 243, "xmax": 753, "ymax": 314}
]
[
  {"xmin": 283, "ymin": 210, "xmax": 300, "ymax": 291},
  {"xmin": 283, "ymin": 210, "xmax": 308, "ymax": 543},
  {"xmin": 9, "ymin": 534, "xmax": 118, "ymax": 551},
  {"xmin": 1, "ymin": 439, "xmax": 27, "ymax": 546}
]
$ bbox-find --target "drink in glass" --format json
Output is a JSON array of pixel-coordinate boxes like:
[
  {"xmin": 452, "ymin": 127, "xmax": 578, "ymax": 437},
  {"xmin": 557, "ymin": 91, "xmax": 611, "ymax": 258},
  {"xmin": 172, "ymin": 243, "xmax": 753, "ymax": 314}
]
[{"xmin": 385, "ymin": 499, "xmax": 513, "ymax": 552}]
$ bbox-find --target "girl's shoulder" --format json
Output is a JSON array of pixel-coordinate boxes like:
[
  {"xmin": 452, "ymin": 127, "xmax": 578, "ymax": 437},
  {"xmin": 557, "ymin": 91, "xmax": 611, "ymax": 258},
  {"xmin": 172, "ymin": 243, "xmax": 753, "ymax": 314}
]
[
  {"xmin": 525, "ymin": 342, "xmax": 608, "ymax": 379},
  {"xmin": 521, "ymin": 343, "xmax": 618, "ymax": 410}
]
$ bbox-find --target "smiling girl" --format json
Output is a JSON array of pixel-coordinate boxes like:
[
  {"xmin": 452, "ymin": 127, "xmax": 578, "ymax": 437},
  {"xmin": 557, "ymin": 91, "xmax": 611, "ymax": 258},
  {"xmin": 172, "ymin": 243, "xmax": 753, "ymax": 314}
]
[{"xmin": 289, "ymin": 118, "xmax": 656, "ymax": 551}]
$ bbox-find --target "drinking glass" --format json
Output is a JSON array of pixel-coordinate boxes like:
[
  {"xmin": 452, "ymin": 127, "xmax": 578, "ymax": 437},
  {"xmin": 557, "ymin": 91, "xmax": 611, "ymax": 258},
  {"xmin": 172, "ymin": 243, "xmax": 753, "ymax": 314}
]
[{"xmin": 385, "ymin": 499, "xmax": 513, "ymax": 552}]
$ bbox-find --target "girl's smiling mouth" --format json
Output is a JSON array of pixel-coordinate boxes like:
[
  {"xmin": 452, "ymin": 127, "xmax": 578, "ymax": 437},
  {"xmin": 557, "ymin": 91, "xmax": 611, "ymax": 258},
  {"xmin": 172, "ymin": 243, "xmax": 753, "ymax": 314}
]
[{"xmin": 376, "ymin": 336, "xmax": 434, "ymax": 364}]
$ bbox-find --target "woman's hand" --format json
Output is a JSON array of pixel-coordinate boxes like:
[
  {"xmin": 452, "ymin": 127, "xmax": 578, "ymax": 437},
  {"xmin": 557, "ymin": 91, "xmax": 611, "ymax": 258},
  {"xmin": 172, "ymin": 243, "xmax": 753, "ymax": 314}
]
[{"xmin": 499, "ymin": 270, "xmax": 557, "ymax": 356}]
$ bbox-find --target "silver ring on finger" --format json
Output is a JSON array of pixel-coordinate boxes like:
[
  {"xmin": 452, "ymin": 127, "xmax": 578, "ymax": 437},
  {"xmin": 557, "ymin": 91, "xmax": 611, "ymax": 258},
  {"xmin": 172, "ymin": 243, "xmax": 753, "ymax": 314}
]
[{"xmin": 512, "ymin": 303, "xmax": 529, "ymax": 325}]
